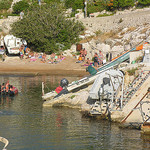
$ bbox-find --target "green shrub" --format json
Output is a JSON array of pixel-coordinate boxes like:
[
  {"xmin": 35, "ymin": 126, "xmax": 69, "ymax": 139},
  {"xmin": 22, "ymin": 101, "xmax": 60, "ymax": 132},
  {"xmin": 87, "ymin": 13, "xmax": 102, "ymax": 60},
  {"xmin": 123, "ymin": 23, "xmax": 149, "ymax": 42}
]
[
  {"xmin": 44, "ymin": 0, "xmax": 61, "ymax": 3},
  {"xmin": 137, "ymin": 0, "xmax": 150, "ymax": 7},
  {"xmin": 95, "ymin": 30, "xmax": 102, "ymax": 36},
  {"xmin": 11, "ymin": 3, "xmax": 84, "ymax": 53},
  {"xmin": 87, "ymin": 2, "xmax": 106, "ymax": 16},
  {"xmin": 135, "ymin": 56, "xmax": 143, "ymax": 63},
  {"xmin": 127, "ymin": 68, "xmax": 138, "ymax": 76},
  {"xmin": 97, "ymin": 13, "xmax": 114, "ymax": 17},
  {"xmin": 13, "ymin": 0, "xmax": 29, "ymax": 14},
  {"xmin": 70, "ymin": 95, "xmax": 76, "ymax": 99},
  {"xmin": 0, "ymin": 0, "xmax": 13, "ymax": 10},
  {"xmin": 0, "ymin": 12, "xmax": 19, "ymax": 19},
  {"xmin": 106, "ymin": 0, "xmax": 135, "ymax": 11},
  {"xmin": 65, "ymin": 0, "xmax": 84, "ymax": 10}
]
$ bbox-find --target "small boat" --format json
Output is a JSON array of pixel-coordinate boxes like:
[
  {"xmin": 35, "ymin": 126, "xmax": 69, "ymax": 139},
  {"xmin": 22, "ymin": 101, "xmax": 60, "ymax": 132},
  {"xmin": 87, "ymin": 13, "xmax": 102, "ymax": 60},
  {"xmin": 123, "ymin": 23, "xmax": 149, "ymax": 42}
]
[{"xmin": 0, "ymin": 86, "xmax": 18, "ymax": 96}]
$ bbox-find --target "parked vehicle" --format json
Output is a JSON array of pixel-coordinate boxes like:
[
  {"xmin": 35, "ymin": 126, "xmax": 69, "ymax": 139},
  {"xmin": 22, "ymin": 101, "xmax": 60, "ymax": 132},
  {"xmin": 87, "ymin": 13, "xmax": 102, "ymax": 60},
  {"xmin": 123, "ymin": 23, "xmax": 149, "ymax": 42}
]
[{"xmin": 4, "ymin": 35, "xmax": 27, "ymax": 55}]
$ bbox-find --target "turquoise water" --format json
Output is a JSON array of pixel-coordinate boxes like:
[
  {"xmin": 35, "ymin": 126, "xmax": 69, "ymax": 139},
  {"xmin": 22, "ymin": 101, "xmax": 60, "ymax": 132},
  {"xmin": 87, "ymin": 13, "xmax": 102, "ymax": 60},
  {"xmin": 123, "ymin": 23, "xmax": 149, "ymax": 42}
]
[{"xmin": 0, "ymin": 75, "xmax": 150, "ymax": 150}]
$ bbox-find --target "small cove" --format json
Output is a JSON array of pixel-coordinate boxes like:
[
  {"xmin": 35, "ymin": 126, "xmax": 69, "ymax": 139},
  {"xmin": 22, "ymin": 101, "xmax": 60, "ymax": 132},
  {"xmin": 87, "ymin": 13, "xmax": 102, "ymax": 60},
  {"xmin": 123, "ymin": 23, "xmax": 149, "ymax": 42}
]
[{"xmin": 0, "ymin": 75, "xmax": 149, "ymax": 150}]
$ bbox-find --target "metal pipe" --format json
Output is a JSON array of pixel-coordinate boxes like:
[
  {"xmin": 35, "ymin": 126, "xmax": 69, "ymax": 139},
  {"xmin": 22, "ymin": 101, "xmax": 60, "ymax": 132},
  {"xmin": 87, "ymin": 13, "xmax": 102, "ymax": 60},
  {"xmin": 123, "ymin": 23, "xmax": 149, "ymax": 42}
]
[
  {"xmin": 120, "ymin": 76, "xmax": 124, "ymax": 109},
  {"xmin": 42, "ymin": 82, "xmax": 44, "ymax": 96}
]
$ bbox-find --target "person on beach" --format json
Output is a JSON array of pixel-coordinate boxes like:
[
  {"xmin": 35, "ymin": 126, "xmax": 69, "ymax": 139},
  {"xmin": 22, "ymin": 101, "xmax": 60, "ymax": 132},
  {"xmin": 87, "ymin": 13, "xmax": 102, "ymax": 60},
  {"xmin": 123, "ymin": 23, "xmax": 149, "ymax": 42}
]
[
  {"xmin": 81, "ymin": 57, "xmax": 92, "ymax": 66},
  {"xmin": 19, "ymin": 45, "xmax": 24, "ymax": 59},
  {"xmin": 76, "ymin": 54, "xmax": 83, "ymax": 63},
  {"xmin": 82, "ymin": 48, "xmax": 87, "ymax": 61},
  {"xmin": 41, "ymin": 53, "xmax": 47, "ymax": 63},
  {"xmin": 86, "ymin": 58, "xmax": 90, "ymax": 65},
  {"xmin": 20, "ymin": 11, "xmax": 24, "ymax": 19},
  {"xmin": 93, "ymin": 52, "xmax": 99, "ymax": 67},
  {"xmin": 98, "ymin": 50, "xmax": 103, "ymax": 66}
]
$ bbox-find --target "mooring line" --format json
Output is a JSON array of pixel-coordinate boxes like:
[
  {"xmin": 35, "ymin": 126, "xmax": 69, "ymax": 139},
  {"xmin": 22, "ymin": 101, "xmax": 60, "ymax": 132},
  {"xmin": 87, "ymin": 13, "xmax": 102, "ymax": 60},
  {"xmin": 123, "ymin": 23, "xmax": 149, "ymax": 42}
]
[{"xmin": 0, "ymin": 136, "xmax": 9, "ymax": 150}]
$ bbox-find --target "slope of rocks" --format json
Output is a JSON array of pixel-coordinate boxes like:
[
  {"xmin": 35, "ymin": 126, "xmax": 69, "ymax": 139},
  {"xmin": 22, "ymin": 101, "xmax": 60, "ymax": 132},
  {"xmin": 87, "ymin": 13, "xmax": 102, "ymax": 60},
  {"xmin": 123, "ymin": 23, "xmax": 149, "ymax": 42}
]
[{"xmin": 64, "ymin": 8, "xmax": 150, "ymax": 60}]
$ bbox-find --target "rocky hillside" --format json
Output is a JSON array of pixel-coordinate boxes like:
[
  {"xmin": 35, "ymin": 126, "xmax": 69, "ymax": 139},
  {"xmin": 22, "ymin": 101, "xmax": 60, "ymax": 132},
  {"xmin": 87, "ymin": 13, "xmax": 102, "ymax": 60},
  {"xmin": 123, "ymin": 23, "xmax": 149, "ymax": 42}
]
[{"xmin": 64, "ymin": 8, "xmax": 150, "ymax": 60}]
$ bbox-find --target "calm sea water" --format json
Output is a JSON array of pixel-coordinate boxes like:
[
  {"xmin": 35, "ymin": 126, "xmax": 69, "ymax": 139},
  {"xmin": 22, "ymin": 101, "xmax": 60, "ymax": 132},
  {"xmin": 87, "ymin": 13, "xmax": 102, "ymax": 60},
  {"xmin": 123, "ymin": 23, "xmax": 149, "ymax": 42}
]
[{"xmin": 0, "ymin": 75, "xmax": 150, "ymax": 150}]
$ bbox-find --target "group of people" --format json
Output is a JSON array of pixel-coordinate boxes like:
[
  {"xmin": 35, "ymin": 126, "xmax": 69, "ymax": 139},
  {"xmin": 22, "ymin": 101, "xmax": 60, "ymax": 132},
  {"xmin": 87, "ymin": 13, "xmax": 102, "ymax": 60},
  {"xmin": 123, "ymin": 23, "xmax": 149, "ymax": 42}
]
[
  {"xmin": 78, "ymin": 48, "xmax": 87, "ymax": 61},
  {"xmin": 19, "ymin": 45, "xmax": 65, "ymax": 64},
  {"xmin": 93, "ymin": 50, "xmax": 104, "ymax": 67},
  {"xmin": 77, "ymin": 48, "xmax": 104, "ymax": 68},
  {"xmin": 0, "ymin": 81, "xmax": 14, "ymax": 95},
  {"xmin": 47, "ymin": 53, "xmax": 65, "ymax": 64}
]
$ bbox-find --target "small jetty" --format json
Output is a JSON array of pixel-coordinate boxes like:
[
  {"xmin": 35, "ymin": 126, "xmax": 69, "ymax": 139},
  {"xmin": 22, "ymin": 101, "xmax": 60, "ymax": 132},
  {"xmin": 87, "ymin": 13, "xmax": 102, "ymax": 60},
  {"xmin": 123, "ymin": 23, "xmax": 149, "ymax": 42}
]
[
  {"xmin": 0, "ymin": 136, "xmax": 9, "ymax": 150},
  {"xmin": 42, "ymin": 41, "xmax": 150, "ymax": 134}
]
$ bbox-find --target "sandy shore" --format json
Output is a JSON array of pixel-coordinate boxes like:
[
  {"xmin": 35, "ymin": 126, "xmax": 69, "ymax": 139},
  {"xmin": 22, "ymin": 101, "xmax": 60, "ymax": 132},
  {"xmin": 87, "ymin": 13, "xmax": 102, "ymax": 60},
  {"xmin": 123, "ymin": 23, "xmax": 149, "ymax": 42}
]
[{"xmin": 0, "ymin": 56, "xmax": 89, "ymax": 76}]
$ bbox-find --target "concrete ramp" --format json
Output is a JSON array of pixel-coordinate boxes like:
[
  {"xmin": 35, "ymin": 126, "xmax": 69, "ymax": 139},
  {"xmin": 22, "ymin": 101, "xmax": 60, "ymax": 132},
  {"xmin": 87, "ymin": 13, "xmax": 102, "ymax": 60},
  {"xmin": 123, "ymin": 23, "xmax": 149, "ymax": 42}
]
[{"xmin": 121, "ymin": 73, "xmax": 150, "ymax": 124}]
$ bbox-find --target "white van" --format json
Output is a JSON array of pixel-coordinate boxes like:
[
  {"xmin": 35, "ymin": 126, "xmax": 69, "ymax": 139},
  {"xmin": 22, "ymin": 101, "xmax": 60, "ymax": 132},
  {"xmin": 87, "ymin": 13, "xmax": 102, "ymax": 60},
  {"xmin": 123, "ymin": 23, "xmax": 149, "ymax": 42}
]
[{"xmin": 4, "ymin": 35, "xmax": 27, "ymax": 55}]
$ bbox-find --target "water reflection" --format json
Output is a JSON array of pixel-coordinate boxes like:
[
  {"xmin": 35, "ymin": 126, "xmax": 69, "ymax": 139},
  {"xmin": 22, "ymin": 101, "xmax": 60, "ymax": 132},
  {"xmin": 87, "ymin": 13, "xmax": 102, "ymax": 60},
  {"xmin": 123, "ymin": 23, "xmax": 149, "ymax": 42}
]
[{"xmin": 0, "ymin": 75, "xmax": 150, "ymax": 150}]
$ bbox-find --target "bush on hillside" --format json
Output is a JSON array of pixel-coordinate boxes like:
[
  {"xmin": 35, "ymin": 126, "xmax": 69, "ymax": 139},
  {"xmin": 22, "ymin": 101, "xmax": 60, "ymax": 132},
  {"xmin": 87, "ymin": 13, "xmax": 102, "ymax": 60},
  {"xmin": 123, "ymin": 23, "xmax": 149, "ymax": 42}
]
[
  {"xmin": 13, "ymin": 0, "xmax": 29, "ymax": 14},
  {"xmin": 11, "ymin": 4, "xmax": 84, "ymax": 53},
  {"xmin": 44, "ymin": 0, "xmax": 62, "ymax": 3},
  {"xmin": 87, "ymin": 1, "xmax": 106, "ymax": 16},
  {"xmin": 106, "ymin": 0, "xmax": 135, "ymax": 11},
  {"xmin": 137, "ymin": 0, "xmax": 150, "ymax": 7},
  {"xmin": 65, "ymin": 0, "xmax": 84, "ymax": 10},
  {"xmin": 0, "ymin": 0, "xmax": 13, "ymax": 10}
]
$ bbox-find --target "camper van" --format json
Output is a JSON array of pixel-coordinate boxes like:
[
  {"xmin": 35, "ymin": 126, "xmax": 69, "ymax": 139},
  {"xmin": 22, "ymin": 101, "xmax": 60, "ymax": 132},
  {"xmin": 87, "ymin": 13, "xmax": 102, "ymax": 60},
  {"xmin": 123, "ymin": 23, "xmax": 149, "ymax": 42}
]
[{"xmin": 4, "ymin": 35, "xmax": 27, "ymax": 55}]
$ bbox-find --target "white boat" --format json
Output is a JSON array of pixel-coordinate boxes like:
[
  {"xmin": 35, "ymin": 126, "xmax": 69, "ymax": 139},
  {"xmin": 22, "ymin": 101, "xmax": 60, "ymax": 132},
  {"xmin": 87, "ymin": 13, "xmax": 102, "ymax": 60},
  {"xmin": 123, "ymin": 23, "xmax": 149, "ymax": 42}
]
[{"xmin": 4, "ymin": 35, "xmax": 27, "ymax": 55}]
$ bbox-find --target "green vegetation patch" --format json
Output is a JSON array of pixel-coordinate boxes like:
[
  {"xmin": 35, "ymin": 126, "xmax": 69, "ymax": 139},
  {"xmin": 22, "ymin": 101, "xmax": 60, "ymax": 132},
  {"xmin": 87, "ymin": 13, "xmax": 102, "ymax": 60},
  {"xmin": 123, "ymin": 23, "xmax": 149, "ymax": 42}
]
[
  {"xmin": 97, "ymin": 13, "xmax": 114, "ymax": 17},
  {"xmin": 13, "ymin": 0, "xmax": 29, "ymax": 14},
  {"xmin": 0, "ymin": 0, "xmax": 13, "ymax": 10},
  {"xmin": 70, "ymin": 95, "xmax": 76, "ymax": 99},
  {"xmin": 11, "ymin": 3, "xmax": 84, "ymax": 54},
  {"xmin": 127, "ymin": 67, "xmax": 138, "ymax": 76}
]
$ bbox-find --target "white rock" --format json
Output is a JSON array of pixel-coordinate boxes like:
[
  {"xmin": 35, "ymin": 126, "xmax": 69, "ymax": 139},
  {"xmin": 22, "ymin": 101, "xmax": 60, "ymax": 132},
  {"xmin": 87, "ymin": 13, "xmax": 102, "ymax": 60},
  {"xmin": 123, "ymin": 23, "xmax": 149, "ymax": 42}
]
[{"xmin": 111, "ymin": 46, "xmax": 124, "ymax": 52}]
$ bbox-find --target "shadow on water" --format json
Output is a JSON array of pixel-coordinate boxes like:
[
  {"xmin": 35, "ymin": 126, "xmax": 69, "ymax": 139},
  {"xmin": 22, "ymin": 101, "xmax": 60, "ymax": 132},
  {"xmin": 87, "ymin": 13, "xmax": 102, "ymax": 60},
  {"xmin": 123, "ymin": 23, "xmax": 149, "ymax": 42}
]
[{"xmin": 0, "ymin": 75, "xmax": 150, "ymax": 150}]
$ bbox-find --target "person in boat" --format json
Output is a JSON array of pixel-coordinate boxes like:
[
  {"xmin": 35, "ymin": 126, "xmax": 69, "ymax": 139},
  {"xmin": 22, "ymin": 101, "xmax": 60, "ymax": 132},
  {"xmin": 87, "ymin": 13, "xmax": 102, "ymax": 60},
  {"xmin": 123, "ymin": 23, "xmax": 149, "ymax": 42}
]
[
  {"xmin": 9, "ymin": 85, "xmax": 15, "ymax": 96},
  {"xmin": 5, "ymin": 80, "xmax": 10, "ymax": 94},
  {"xmin": 93, "ymin": 52, "xmax": 99, "ymax": 67},
  {"xmin": 1, "ymin": 83, "xmax": 6, "ymax": 94}
]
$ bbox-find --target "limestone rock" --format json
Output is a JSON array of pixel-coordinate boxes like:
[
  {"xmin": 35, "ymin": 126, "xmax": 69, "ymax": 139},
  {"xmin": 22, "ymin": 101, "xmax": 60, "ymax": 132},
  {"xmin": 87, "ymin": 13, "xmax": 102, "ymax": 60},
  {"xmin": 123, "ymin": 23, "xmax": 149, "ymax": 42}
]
[{"xmin": 2, "ymin": 16, "xmax": 19, "ymax": 34}]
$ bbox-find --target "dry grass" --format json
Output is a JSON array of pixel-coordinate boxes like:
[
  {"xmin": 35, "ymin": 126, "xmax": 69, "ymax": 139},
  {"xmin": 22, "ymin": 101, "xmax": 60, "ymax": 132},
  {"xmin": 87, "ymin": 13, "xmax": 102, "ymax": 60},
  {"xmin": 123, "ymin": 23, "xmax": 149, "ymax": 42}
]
[
  {"xmin": 79, "ymin": 36, "xmax": 95, "ymax": 43},
  {"xmin": 124, "ymin": 39, "xmax": 130, "ymax": 45},
  {"xmin": 140, "ymin": 28, "xmax": 148, "ymax": 34},
  {"xmin": 120, "ymin": 31, "xmax": 126, "ymax": 35},
  {"xmin": 127, "ymin": 27, "xmax": 136, "ymax": 32},
  {"xmin": 79, "ymin": 29, "xmax": 122, "ymax": 43},
  {"xmin": 114, "ymin": 42, "xmax": 123, "ymax": 46},
  {"xmin": 0, "ymin": 32, "xmax": 7, "ymax": 37},
  {"xmin": 98, "ymin": 30, "xmax": 119, "ymax": 42}
]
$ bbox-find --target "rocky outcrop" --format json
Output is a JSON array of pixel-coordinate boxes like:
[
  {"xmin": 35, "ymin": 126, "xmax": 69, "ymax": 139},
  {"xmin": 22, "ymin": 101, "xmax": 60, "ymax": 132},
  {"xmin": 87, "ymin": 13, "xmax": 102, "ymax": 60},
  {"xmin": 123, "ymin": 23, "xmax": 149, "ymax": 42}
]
[{"xmin": 1, "ymin": 16, "xmax": 19, "ymax": 34}]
